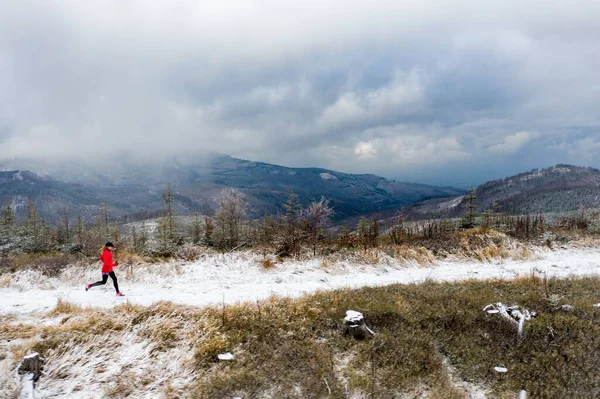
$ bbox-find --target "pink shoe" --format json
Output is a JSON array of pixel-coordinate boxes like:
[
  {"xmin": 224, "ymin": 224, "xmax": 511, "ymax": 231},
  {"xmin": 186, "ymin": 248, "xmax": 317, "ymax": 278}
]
[
  {"xmin": 85, "ymin": 284, "xmax": 91, "ymax": 291},
  {"xmin": 116, "ymin": 292, "xmax": 125, "ymax": 297}
]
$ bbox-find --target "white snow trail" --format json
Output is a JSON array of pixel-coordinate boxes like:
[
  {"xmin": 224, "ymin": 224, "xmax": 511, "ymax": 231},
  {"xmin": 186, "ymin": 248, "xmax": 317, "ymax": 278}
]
[{"xmin": 1, "ymin": 247, "xmax": 599, "ymax": 315}]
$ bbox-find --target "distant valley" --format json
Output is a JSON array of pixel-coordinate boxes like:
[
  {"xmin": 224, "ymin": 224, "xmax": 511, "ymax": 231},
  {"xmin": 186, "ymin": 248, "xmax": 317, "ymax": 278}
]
[{"xmin": 0, "ymin": 154, "xmax": 464, "ymax": 223}]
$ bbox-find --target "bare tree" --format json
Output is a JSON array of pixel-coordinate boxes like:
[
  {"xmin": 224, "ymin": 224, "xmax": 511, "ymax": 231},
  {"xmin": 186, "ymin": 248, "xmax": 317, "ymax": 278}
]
[
  {"xmin": 214, "ymin": 188, "xmax": 249, "ymax": 249},
  {"xmin": 301, "ymin": 197, "xmax": 334, "ymax": 255}
]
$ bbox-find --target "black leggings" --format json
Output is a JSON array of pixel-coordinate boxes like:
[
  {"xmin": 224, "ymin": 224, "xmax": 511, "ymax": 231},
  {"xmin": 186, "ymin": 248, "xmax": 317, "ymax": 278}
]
[{"xmin": 90, "ymin": 271, "xmax": 119, "ymax": 293}]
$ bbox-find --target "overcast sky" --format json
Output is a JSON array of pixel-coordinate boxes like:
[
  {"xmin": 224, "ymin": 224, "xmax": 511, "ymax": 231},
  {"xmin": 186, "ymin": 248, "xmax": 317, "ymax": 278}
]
[{"xmin": 1, "ymin": 0, "xmax": 599, "ymax": 186}]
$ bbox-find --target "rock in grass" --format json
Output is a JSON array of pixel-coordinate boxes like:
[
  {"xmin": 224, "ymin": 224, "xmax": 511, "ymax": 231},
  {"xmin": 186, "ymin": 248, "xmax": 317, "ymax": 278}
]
[{"xmin": 217, "ymin": 352, "xmax": 234, "ymax": 361}]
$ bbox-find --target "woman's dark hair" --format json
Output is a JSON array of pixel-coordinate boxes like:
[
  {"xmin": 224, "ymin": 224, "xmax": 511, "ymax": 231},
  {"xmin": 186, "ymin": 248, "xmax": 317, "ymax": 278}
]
[{"xmin": 105, "ymin": 242, "xmax": 114, "ymax": 248}]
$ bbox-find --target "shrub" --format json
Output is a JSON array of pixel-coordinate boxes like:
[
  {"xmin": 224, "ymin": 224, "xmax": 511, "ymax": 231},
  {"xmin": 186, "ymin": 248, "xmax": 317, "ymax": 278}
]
[
  {"xmin": 261, "ymin": 257, "xmax": 276, "ymax": 269},
  {"xmin": 15, "ymin": 252, "xmax": 79, "ymax": 277},
  {"xmin": 174, "ymin": 244, "xmax": 203, "ymax": 262}
]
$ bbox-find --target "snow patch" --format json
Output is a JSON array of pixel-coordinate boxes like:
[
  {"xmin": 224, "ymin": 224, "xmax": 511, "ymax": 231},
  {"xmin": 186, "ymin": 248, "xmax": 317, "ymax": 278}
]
[
  {"xmin": 553, "ymin": 167, "xmax": 572, "ymax": 174},
  {"xmin": 440, "ymin": 352, "xmax": 488, "ymax": 398},
  {"xmin": 344, "ymin": 310, "xmax": 363, "ymax": 322},
  {"xmin": 519, "ymin": 172, "xmax": 543, "ymax": 182},
  {"xmin": 438, "ymin": 195, "xmax": 464, "ymax": 210},
  {"xmin": 319, "ymin": 172, "xmax": 338, "ymax": 180}
]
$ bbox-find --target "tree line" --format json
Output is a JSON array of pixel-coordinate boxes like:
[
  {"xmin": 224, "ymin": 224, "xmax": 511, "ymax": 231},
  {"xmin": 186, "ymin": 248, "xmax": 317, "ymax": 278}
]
[{"xmin": 1, "ymin": 185, "xmax": 596, "ymax": 261}]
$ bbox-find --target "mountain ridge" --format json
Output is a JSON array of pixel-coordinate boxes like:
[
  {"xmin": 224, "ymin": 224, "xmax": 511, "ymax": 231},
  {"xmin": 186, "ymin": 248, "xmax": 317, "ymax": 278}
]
[
  {"xmin": 398, "ymin": 164, "xmax": 600, "ymax": 220},
  {"xmin": 0, "ymin": 154, "xmax": 465, "ymax": 223}
]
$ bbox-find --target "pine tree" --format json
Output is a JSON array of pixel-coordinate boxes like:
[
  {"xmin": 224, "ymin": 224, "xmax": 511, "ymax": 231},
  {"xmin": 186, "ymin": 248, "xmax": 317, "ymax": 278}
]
[
  {"xmin": 162, "ymin": 184, "xmax": 176, "ymax": 243},
  {"xmin": 1, "ymin": 199, "xmax": 14, "ymax": 226},
  {"xmin": 281, "ymin": 192, "xmax": 303, "ymax": 258},
  {"xmin": 338, "ymin": 225, "xmax": 353, "ymax": 248},
  {"xmin": 204, "ymin": 216, "xmax": 214, "ymax": 246},
  {"xmin": 0, "ymin": 199, "xmax": 15, "ymax": 249},
  {"xmin": 191, "ymin": 212, "xmax": 202, "ymax": 244},
  {"xmin": 61, "ymin": 204, "xmax": 71, "ymax": 244},
  {"xmin": 461, "ymin": 188, "xmax": 477, "ymax": 228},
  {"xmin": 358, "ymin": 217, "xmax": 379, "ymax": 249},
  {"xmin": 156, "ymin": 185, "xmax": 178, "ymax": 254},
  {"xmin": 138, "ymin": 222, "xmax": 148, "ymax": 253}
]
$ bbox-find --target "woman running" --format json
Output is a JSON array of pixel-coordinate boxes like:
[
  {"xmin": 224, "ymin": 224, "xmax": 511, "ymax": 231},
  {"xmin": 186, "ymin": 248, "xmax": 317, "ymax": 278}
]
[{"xmin": 86, "ymin": 242, "xmax": 125, "ymax": 296}]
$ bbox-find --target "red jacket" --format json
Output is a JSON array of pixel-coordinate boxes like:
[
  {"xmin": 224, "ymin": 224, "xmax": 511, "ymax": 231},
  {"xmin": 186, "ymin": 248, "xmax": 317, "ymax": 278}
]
[{"xmin": 100, "ymin": 249, "xmax": 118, "ymax": 273}]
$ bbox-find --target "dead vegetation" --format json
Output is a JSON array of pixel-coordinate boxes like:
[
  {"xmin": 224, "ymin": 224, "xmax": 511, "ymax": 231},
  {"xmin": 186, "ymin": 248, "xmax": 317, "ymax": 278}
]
[
  {"xmin": 2, "ymin": 276, "xmax": 600, "ymax": 398},
  {"xmin": 0, "ymin": 252, "xmax": 82, "ymax": 276}
]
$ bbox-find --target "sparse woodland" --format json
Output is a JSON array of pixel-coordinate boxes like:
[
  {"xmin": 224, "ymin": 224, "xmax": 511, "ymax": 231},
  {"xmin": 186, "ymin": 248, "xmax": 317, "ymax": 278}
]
[{"xmin": 1, "ymin": 181, "xmax": 599, "ymax": 275}]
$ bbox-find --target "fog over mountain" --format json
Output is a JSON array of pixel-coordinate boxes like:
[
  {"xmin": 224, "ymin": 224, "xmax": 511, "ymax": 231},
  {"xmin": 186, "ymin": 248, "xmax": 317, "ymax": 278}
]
[{"xmin": 1, "ymin": 1, "xmax": 599, "ymax": 186}]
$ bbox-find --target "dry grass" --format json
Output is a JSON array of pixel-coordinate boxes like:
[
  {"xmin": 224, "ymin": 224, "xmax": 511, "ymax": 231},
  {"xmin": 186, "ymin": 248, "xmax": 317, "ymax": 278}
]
[
  {"xmin": 50, "ymin": 298, "xmax": 83, "ymax": 315},
  {"xmin": 0, "ymin": 322, "xmax": 38, "ymax": 341},
  {"xmin": 115, "ymin": 250, "xmax": 147, "ymax": 266},
  {"xmin": 192, "ymin": 276, "xmax": 600, "ymax": 398},
  {"xmin": 6, "ymin": 276, "xmax": 600, "ymax": 398},
  {"xmin": 385, "ymin": 244, "xmax": 436, "ymax": 264},
  {"xmin": 402, "ymin": 229, "xmax": 535, "ymax": 262},
  {"xmin": 0, "ymin": 252, "xmax": 81, "ymax": 276},
  {"xmin": 0, "ymin": 274, "xmax": 11, "ymax": 288},
  {"xmin": 260, "ymin": 257, "xmax": 276, "ymax": 269},
  {"xmin": 104, "ymin": 371, "xmax": 137, "ymax": 398},
  {"xmin": 315, "ymin": 230, "xmax": 530, "ymax": 267}
]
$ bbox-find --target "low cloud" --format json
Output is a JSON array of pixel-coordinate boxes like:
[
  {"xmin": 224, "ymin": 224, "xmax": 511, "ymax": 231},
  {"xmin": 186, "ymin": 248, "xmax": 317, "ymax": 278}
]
[
  {"xmin": 0, "ymin": 0, "xmax": 599, "ymax": 185},
  {"xmin": 488, "ymin": 131, "xmax": 540, "ymax": 154}
]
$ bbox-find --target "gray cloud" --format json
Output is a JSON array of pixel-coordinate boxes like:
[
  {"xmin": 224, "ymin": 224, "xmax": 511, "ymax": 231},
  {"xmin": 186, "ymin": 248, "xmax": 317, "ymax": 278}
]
[{"xmin": 1, "ymin": 0, "xmax": 599, "ymax": 186}]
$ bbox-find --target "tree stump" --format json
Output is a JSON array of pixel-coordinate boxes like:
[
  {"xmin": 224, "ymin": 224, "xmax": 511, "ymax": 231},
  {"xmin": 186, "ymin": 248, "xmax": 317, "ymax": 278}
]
[
  {"xmin": 343, "ymin": 310, "xmax": 375, "ymax": 340},
  {"xmin": 18, "ymin": 352, "xmax": 42, "ymax": 381}
]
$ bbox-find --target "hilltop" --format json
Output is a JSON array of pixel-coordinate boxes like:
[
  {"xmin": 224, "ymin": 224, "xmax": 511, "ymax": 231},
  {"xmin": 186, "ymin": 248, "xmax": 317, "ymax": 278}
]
[{"xmin": 399, "ymin": 164, "xmax": 600, "ymax": 220}]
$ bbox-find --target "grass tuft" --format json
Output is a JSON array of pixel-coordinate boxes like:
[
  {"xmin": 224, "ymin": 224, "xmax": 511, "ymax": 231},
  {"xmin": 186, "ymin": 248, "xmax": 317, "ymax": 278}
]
[{"xmin": 50, "ymin": 298, "xmax": 83, "ymax": 315}]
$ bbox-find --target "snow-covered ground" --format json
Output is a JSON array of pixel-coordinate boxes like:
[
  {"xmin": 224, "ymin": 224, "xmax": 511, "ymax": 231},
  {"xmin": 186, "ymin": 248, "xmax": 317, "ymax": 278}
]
[
  {"xmin": 2, "ymin": 246, "xmax": 600, "ymax": 399},
  {"xmin": 1, "ymin": 246, "xmax": 600, "ymax": 316}
]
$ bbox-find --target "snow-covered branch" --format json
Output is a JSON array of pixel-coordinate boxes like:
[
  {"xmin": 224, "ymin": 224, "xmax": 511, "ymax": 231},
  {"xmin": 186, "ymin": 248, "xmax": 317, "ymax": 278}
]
[{"xmin": 483, "ymin": 302, "xmax": 537, "ymax": 337}]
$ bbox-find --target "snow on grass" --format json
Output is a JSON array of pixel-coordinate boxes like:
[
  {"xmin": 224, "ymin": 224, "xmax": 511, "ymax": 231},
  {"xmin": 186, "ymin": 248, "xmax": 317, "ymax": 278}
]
[
  {"xmin": 1, "ymin": 246, "xmax": 599, "ymax": 316},
  {"xmin": 0, "ymin": 302, "xmax": 200, "ymax": 399},
  {"xmin": 2, "ymin": 256, "xmax": 600, "ymax": 398},
  {"xmin": 35, "ymin": 331, "xmax": 194, "ymax": 399}
]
